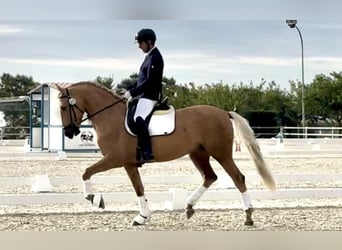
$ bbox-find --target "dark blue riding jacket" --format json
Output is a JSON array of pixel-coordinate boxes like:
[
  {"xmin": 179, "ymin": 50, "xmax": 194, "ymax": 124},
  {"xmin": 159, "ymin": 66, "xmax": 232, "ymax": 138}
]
[{"xmin": 129, "ymin": 47, "xmax": 164, "ymax": 101}]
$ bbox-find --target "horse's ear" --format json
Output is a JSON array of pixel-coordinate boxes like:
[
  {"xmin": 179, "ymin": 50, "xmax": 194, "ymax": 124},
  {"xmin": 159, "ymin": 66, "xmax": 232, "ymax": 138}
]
[
  {"xmin": 55, "ymin": 84, "xmax": 66, "ymax": 96},
  {"xmin": 55, "ymin": 84, "xmax": 63, "ymax": 92}
]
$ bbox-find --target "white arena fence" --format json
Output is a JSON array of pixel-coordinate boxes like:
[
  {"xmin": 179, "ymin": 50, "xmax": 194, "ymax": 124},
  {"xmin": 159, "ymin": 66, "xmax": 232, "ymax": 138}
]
[
  {"xmin": 0, "ymin": 173, "xmax": 341, "ymax": 210},
  {"xmin": 251, "ymin": 126, "xmax": 342, "ymax": 139},
  {"xmin": 282, "ymin": 126, "xmax": 342, "ymax": 139}
]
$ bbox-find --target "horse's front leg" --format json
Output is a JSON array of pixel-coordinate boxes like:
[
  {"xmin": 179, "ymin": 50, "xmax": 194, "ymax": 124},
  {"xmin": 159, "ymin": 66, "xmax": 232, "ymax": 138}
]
[
  {"xmin": 82, "ymin": 155, "xmax": 118, "ymax": 209},
  {"xmin": 124, "ymin": 165, "xmax": 151, "ymax": 226}
]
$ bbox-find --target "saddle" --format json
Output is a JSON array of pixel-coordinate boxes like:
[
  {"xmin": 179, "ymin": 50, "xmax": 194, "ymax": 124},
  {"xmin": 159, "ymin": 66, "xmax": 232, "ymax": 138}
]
[{"xmin": 125, "ymin": 97, "xmax": 176, "ymax": 136}]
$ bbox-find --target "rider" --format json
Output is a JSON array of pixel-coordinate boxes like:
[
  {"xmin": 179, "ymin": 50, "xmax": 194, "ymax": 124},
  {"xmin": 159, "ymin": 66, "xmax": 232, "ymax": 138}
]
[{"xmin": 124, "ymin": 28, "xmax": 164, "ymax": 162}]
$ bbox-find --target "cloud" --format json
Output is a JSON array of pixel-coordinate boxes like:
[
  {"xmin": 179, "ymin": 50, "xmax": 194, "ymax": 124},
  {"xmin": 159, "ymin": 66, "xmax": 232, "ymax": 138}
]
[
  {"xmin": 3, "ymin": 53, "xmax": 342, "ymax": 73},
  {"xmin": 0, "ymin": 25, "xmax": 23, "ymax": 34},
  {"xmin": 308, "ymin": 57, "xmax": 342, "ymax": 64},
  {"xmin": 306, "ymin": 57, "xmax": 342, "ymax": 72},
  {"xmin": 165, "ymin": 51, "xmax": 297, "ymax": 70},
  {"xmin": 2, "ymin": 53, "xmax": 341, "ymax": 86},
  {"xmin": 0, "ymin": 57, "xmax": 137, "ymax": 71},
  {"xmin": 167, "ymin": 50, "xmax": 342, "ymax": 67}
]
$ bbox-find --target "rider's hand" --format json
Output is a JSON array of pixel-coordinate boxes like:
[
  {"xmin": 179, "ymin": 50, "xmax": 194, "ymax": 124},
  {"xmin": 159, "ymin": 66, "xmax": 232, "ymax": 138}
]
[
  {"xmin": 123, "ymin": 90, "xmax": 132, "ymax": 102},
  {"xmin": 124, "ymin": 90, "xmax": 131, "ymax": 99}
]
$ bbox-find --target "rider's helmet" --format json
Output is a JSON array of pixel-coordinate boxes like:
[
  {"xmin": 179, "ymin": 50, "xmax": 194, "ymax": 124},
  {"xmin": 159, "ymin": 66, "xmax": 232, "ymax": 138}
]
[{"xmin": 135, "ymin": 29, "xmax": 156, "ymax": 44}]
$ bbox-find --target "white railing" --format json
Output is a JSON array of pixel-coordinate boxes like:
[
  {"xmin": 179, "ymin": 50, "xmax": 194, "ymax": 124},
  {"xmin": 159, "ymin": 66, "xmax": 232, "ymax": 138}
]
[
  {"xmin": 251, "ymin": 126, "xmax": 342, "ymax": 139},
  {"xmin": 0, "ymin": 126, "xmax": 29, "ymax": 140},
  {"xmin": 283, "ymin": 126, "xmax": 342, "ymax": 139}
]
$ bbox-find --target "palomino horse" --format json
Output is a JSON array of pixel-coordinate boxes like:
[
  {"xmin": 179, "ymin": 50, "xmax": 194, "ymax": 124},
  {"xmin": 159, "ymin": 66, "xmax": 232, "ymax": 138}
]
[{"xmin": 56, "ymin": 81, "xmax": 276, "ymax": 226}]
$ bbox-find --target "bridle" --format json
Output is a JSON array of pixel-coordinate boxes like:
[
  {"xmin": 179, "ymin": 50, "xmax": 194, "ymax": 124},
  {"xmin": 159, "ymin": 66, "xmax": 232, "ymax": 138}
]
[{"xmin": 59, "ymin": 88, "xmax": 124, "ymax": 137}]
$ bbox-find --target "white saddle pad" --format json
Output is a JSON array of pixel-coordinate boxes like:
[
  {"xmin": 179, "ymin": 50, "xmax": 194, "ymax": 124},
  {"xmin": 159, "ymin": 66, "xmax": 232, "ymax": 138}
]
[{"xmin": 125, "ymin": 106, "xmax": 176, "ymax": 136}]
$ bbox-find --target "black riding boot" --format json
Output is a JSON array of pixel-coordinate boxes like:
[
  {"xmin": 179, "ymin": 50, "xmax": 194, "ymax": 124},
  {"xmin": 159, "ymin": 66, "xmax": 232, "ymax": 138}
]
[{"xmin": 135, "ymin": 116, "xmax": 154, "ymax": 162}]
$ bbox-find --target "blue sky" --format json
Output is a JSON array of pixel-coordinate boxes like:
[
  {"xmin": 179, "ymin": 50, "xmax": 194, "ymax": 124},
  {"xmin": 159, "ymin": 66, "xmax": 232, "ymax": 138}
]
[{"xmin": 1, "ymin": 1, "xmax": 342, "ymax": 90}]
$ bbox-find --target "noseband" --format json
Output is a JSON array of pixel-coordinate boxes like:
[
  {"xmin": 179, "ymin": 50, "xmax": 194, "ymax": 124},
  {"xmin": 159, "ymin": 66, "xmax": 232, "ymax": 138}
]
[{"xmin": 59, "ymin": 88, "xmax": 124, "ymax": 138}]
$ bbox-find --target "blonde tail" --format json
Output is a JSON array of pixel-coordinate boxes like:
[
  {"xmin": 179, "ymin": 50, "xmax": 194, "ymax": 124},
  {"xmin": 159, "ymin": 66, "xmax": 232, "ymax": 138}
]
[{"xmin": 229, "ymin": 111, "xmax": 276, "ymax": 191}]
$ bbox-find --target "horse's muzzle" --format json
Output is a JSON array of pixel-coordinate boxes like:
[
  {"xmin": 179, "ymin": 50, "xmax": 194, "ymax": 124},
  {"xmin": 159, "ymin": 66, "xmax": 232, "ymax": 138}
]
[{"xmin": 64, "ymin": 124, "xmax": 80, "ymax": 139}]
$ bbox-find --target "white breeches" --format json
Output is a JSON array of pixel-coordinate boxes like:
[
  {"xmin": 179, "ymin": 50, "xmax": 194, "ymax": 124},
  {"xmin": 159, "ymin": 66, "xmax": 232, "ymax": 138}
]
[{"xmin": 134, "ymin": 98, "xmax": 157, "ymax": 121}]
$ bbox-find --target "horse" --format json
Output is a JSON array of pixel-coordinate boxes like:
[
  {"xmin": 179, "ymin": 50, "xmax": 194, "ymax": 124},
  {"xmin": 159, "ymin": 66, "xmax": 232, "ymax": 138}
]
[{"xmin": 56, "ymin": 81, "xmax": 276, "ymax": 226}]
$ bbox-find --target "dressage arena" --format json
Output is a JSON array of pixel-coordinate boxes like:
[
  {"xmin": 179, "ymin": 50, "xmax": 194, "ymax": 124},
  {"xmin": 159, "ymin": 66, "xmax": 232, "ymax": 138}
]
[{"xmin": 0, "ymin": 139, "xmax": 341, "ymax": 231}]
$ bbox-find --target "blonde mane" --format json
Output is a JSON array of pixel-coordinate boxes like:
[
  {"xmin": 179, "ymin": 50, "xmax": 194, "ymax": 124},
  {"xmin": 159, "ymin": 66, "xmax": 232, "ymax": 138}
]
[{"xmin": 73, "ymin": 81, "xmax": 123, "ymax": 99}]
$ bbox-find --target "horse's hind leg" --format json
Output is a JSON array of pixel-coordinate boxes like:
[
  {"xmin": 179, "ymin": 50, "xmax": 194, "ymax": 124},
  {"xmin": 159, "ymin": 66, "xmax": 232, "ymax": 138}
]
[
  {"xmin": 186, "ymin": 150, "xmax": 217, "ymax": 219},
  {"xmin": 216, "ymin": 157, "xmax": 254, "ymax": 226}
]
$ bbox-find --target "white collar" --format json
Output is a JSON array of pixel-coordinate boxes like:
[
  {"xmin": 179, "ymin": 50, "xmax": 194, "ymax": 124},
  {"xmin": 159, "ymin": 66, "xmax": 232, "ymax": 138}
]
[{"xmin": 146, "ymin": 46, "xmax": 157, "ymax": 55}]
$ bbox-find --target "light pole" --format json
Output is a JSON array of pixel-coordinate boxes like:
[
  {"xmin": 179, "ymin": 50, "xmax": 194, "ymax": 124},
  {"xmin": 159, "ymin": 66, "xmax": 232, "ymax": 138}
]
[{"xmin": 286, "ymin": 20, "xmax": 305, "ymax": 137}]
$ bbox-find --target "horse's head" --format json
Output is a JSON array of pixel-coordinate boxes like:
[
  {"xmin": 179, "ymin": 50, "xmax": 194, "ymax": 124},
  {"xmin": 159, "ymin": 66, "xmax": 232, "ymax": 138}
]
[{"xmin": 56, "ymin": 84, "xmax": 85, "ymax": 139}]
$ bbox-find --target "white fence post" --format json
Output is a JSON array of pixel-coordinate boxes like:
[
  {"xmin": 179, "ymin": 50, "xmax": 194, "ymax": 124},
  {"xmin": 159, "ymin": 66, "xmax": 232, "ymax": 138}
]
[
  {"xmin": 164, "ymin": 188, "xmax": 188, "ymax": 210},
  {"xmin": 30, "ymin": 175, "xmax": 53, "ymax": 193}
]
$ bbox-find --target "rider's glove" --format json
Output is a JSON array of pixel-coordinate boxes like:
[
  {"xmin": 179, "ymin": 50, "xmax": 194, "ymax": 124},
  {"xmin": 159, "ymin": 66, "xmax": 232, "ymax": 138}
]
[
  {"xmin": 123, "ymin": 90, "xmax": 132, "ymax": 102},
  {"xmin": 124, "ymin": 90, "xmax": 131, "ymax": 99}
]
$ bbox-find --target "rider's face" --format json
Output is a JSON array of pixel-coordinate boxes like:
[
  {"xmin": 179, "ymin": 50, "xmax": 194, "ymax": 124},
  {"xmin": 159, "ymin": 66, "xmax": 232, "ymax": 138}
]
[{"xmin": 138, "ymin": 40, "xmax": 152, "ymax": 53}]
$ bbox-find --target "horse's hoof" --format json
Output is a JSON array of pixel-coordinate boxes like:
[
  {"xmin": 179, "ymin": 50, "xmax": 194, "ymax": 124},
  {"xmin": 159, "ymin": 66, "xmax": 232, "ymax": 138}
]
[
  {"xmin": 85, "ymin": 194, "xmax": 105, "ymax": 209},
  {"xmin": 132, "ymin": 220, "xmax": 142, "ymax": 226},
  {"xmin": 244, "ymin": 220, "xmax": 254, "ymax": 226},
  {"xmin": 244, "ymin": 207, "xmax": 254, "ymax": 226},
  {"xmin": 132, "ymin": 214, "xmax": 150, "ymax": 226},
  {"xmin": 185, "ymin": 208, "xmax": 195, "ymax": 219},
  {"xmin": 85, "ymin": 194, "xmax": 94, "ymax": 203}
]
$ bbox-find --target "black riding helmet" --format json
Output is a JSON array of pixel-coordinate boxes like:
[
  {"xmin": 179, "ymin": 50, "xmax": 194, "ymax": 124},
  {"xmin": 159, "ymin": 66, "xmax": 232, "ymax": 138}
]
[{"xmin": 135, "ymin": 29, "xmax": 156, "ymax": 44}]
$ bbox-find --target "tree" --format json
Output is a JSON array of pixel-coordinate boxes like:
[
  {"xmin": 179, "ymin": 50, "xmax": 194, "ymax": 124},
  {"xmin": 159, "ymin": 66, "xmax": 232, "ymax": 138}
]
[
  {"xmin": 162, "ymin": 76, "xmax": 176, "ymax": 87},
  {"xmin": 112, "ymin": 71, "xmax": 342, "ymax": 129},
  {"xmin": 116, "ymin": 73, "xmax": 138, "ymax": 90},
  {"xmin": 0, "ymin": 73, "xmax": 38, "ymax": 138},
  {"xmin": 305, "ymin": 72, "xmax": 342, "ymax": 126},
  {"xmin": 94, "ymin": 75, "xmax": 114, "ymax": 89},
  {"xmin": 288, "ymin": 79, "xmax": 306, "ymax": 124},
  {"xmin": 0, "ymin": 73, "xmax": 39, "ymax": 97},
  {"xmin": 260, "ymin": 80, "xmax": 296, "ymax": 126}
]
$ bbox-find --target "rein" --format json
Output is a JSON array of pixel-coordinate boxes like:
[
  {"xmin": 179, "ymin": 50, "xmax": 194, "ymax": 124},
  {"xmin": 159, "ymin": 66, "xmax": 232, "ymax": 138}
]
[
  {"xmin": 60, "ymin": 88, "xmax": 125, "ymax": 125},
  {"xmin": 80, "ymin": 98, "xmax": 124, "ymax": 123}
]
